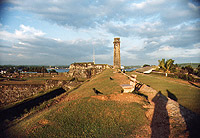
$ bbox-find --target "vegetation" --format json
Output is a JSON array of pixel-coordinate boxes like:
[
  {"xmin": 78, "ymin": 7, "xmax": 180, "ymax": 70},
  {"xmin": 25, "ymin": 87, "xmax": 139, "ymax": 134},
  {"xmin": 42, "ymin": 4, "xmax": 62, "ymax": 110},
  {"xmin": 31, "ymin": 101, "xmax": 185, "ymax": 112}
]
[
  {"xmin": 178, "ymin": 63, "xmax": 200, "ymax": 68},
  {"xmin": 0, "ymin": 65, "xmax": 69, "ymax": 74},
  {"xmin": 158, "ymin": 59, "xmax": 175, "ymax": 76},
  {"xmin": 6, "ymin": 98, "xmax": 148, "ymax": 138},
  {"xmin": 0, "ymin": 65, "xmax": 48, "ymax": 73},
  {"xmin": 156, "ymin": 59, "xmax": 200, "ymax": 82},
  {"xmin": 181, "ymin": 65, "xmax": 200, "ymax": 77},
  {"xmin": 67, "ymin": 69, "xmax": 123, "ymax": 98},
  {"xmin": 1, "ymin": 64, "xmax": 200, "ymax": 137},
  {"xmin": 143, "ymin": 64, "xmax": 150, "ymax": 67}
]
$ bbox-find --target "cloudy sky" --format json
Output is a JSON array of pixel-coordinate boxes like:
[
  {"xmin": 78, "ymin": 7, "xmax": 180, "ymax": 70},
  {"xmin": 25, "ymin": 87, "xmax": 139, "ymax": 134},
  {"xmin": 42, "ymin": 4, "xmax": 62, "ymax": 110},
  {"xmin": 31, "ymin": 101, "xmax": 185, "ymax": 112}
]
[{"xmin": 0, "ymin": 0, "xmax": 200, "ymax": 66}]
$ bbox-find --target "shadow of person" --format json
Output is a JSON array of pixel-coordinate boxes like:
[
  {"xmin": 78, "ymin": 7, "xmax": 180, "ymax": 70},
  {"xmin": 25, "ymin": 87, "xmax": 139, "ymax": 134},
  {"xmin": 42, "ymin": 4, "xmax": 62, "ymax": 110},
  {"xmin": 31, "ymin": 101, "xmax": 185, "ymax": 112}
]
[
  {"xmin": 179, "ymin": 104, "xmax": 200, "ymax": 137},
  {"xmin": 167, "ymin": 89, "xmax": 178, "ymax": 101},
  {"xmin": 151, "ymin": 91, "xmax": 170, "ymax": 138}
]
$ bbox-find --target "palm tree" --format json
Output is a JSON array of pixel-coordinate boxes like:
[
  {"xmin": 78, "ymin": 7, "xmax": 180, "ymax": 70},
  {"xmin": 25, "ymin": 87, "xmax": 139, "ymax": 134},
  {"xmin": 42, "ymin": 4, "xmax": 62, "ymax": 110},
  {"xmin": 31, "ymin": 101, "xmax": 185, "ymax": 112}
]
[{"xmin": 158, "ymin": 59, "xmax": 174, "ymax": 76}]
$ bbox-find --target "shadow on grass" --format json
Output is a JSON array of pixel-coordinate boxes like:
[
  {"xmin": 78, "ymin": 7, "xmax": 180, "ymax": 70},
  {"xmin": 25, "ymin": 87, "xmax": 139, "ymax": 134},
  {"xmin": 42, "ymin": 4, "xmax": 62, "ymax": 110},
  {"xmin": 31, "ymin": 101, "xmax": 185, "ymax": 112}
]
[
  {"xmin": 151, "ymin": 91, "xmax": 170, "ymax": 138},
  {"xmin": 0, "ymin": 87, "xmax": 66, "ymax": 123},
  {"xmin": 167, "ymin": 89, "xmax": 178, "ymax": 101},
  {"xmin": 188, "ymin": 81, "xmax": 200, "ymax": 88},
  {"xmin": 179, "ymin": 104, "xmax": 200, "ymax": 138}
]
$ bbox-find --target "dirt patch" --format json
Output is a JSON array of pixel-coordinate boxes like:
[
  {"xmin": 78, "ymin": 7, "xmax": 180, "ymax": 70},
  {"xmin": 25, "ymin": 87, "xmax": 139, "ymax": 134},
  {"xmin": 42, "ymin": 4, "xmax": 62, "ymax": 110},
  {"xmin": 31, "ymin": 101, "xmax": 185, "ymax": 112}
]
[
  {"xmin": 126, "ymin": 124, "xmax": 151, "ymax": 138},
  {"xmin": 91, "ymin": 93, "xmax": 147, "ymax": 104},
  {"xmin": 26, "ymin": 119, "xmax": 51, "ymax": 135},
  {"xmin": 38, "ymin": 119, "xmax": 50, "ymax": 125}
]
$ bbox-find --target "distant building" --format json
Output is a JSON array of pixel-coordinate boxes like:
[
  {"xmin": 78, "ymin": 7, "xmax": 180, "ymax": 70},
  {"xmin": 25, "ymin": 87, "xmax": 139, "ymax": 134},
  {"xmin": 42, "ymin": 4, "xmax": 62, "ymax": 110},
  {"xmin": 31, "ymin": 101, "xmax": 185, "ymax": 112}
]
[
  {"xmin": 0, "ymin": 70, "xmax": 6, "ymax": 74},
  {"xmin": 136, "ymin": 66, "xmax": 156, "ymax": 74},
  {"xmin": 68, "ymin": 62, "xmax": 110, "ymax": 78}
]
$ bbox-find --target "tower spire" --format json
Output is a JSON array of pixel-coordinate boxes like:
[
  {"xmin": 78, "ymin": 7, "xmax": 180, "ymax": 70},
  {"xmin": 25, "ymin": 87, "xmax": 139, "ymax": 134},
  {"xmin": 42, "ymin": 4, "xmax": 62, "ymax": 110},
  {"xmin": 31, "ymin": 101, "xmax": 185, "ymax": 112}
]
[{"xmin": 93, "ymin": 45, "xmax": 95, "ymax": 64}]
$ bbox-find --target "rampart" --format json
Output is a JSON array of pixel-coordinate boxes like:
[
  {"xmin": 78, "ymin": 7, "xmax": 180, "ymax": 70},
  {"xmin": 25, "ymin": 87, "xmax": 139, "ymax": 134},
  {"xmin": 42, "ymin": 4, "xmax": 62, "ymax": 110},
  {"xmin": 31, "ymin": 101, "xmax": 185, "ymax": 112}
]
[
  {"xmin": 68, "ymin": 62, "xmax": 110, "ymax": 78},
  {"xmin": 0, "ymin": 80, "xmax": 81, "ymax": 107}
]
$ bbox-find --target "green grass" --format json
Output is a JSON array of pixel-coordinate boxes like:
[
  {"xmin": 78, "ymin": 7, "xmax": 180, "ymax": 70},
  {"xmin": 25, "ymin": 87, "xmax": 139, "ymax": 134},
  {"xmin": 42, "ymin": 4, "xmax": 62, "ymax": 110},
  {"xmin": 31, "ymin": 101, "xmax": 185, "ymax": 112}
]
[
  {"xmin": 6, "ymin": 98, "xmax": 148, "ymax": 138},
  {"xmin": 0, "ymin": 74, "xmax": 70, "ymax": 85},
  {"xmin": 67, "ymin": 69, "xmax": 123, "ymax": 99},
  {"xmin": 128, "ymin": 72, "xmax": 200, "ymax": 114},
  {"xmin": 3, "ymin": 69, "xmax": 149, "ymax": 137}
]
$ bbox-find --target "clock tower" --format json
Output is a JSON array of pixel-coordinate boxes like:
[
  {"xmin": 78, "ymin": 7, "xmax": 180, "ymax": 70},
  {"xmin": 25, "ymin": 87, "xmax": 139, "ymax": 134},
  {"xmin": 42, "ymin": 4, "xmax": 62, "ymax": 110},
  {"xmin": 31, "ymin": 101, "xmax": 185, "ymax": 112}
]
[{"xmin": 113, "ymin": 38, "xmax": 121, "ymax": 69}]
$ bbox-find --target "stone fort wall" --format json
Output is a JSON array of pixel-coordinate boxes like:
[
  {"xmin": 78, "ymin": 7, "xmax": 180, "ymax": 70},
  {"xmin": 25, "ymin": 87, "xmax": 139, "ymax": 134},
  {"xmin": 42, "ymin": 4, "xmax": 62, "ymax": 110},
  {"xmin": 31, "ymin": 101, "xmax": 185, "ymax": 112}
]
[
  {"xmin": 0, "ymin": 80, "xmax": 81, "ymax": 107},
  {"xmin": 68, "ymin": 62, "xmax": 110, "ymax": 78}
]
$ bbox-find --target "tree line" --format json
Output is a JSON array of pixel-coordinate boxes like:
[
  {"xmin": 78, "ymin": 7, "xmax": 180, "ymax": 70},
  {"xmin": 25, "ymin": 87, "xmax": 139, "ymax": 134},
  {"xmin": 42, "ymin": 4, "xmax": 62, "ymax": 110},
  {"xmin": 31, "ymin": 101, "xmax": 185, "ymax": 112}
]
[
  {"xmin": 157, "ymin": 59, "xmax": 200, "ymax": 82},
  {"xmin": 0, "ymin": 65, "xmax": 48, "ymax": 73}
]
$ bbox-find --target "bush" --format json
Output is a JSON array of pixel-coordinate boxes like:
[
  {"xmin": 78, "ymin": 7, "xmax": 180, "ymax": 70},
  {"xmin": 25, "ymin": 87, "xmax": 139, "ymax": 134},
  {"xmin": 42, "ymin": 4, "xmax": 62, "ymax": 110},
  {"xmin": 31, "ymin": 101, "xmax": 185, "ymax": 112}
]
[
  {"xmin": 185, "ymin": 65, "xmax": 194, "ymax": 74},
  {"xmin": 143, "ymin": 64, "xmax": 150, "ymax": 67}
]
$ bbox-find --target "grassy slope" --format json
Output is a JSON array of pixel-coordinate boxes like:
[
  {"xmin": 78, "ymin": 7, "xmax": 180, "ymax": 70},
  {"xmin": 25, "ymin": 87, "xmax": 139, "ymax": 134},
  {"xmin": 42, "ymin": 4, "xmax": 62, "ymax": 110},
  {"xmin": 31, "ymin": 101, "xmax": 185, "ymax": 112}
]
[
  {"xmin": 5, "ymin": 69, "xmax": 149, "ymax": 137},
  {"xmin": 66, "ymin": 69, "xmax": 123, "ymax": 99},
  {"xmin": 128, "ymin": 72, "xmax": 200, "ymax": 114}
]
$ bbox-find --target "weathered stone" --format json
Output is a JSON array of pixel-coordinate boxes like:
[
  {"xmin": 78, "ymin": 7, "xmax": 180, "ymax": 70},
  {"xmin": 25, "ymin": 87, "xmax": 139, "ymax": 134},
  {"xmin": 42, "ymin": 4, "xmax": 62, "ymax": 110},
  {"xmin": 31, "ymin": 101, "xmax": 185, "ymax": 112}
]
[
  {"xmin": 113, "ymin": 38, "xmax": 121, "ymax": 69},
  {"xmin": 0, "ymin": 79, "xmax": 82, "ymax": 107},
  {"xmin": 68, "ymin": 62, "xmax": 110, "ymax": 79}
]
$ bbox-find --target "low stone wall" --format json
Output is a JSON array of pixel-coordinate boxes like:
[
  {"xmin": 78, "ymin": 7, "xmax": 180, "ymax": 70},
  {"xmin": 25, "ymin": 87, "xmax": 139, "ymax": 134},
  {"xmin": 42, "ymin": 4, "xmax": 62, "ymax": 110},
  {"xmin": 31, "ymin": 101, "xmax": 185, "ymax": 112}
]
[
  {"xmin": 0, "ymin": 80, "xmax": 81, "ymax": 107},
  {"xmin": 0, "ymin": 84, "xmax": 45, "ymax": 106}
]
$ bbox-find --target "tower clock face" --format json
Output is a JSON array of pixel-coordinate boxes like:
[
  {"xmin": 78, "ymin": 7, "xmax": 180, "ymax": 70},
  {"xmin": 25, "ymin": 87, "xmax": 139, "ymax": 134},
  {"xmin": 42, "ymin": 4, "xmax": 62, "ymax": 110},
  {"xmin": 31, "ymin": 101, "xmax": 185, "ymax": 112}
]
[{"xmin": 115, "ymin": 44, "xmax": 118, "ymax": 47}]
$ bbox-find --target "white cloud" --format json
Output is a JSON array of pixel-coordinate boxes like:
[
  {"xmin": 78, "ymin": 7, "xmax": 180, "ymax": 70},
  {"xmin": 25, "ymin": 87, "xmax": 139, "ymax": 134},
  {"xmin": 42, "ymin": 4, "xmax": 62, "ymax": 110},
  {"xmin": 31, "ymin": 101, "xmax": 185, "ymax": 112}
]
[
  {"xmin": 130, "ymin": 0, "xmax": 166, "ymax": 10},
  {"xmin": 17, "ymin": 53, "xmax": 24, "ymax": 57},
  {"xmin": 0, "ymin": 24, "xmax": 112, "ymax": 65},
  {"xmin": 194, "ymin": 43, "xmax": 200, "ymax": 48},
  {"xmin": 147, "ymin": 45, "xmax": 200, "ymax": 58},
  {"xmin": 0, "ymin": 24, "xmax": 45, "ymax": 43},
  {"xmin": 12, "ymin": 45, "xmax": 26, "ymax": 49},
  {"xmin": 121, "ymin": 38, "xmax": 148, "ymax": 51},
  {"xmin": 188, "ymin": 2, "xmax": 200, "ymax": 11},
  {"xmin": 7, "ymin": 0, "xmax": 199, "ymax": 29},
  {"xmin": 1, "ymin": 0, "xmax": 200, "ymax": 65},
  {"xmin": 15, "ymin": 24, "xmax": 45, "ymax": 38},
  {"xmin": 149, "ymin": 41, "xmax": 159, "ymax": 45},
  {"xmin": 158, "ymin": 45, "xmax": 172, "ymax": 51}
]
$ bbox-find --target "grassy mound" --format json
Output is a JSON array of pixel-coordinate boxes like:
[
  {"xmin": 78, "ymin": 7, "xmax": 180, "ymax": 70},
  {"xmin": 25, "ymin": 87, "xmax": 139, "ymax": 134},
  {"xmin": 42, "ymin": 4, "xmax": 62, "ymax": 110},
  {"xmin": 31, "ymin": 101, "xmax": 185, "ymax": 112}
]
[
  {"xmin": 9, "ymin": 98, "xmax": 147, "ymax": 137},
  {"xmin": 66, "ymin": 69, "xmax": 123, "ymax": 100},
  {"xmin": 3, "ymin": 69, "xmax": 149, "ymax": 137}
]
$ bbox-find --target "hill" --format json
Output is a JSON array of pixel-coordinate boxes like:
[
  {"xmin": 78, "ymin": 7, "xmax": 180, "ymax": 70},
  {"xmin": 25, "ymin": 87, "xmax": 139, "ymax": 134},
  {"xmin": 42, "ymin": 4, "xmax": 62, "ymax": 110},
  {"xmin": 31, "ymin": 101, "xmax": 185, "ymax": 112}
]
[
  {"xmin": 2, "ymin": 69, "xmax": 150, "ymax": 137},
  {"xmin": 2, "ymin": 69, "xmax": 200, "ymax": 137}
]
